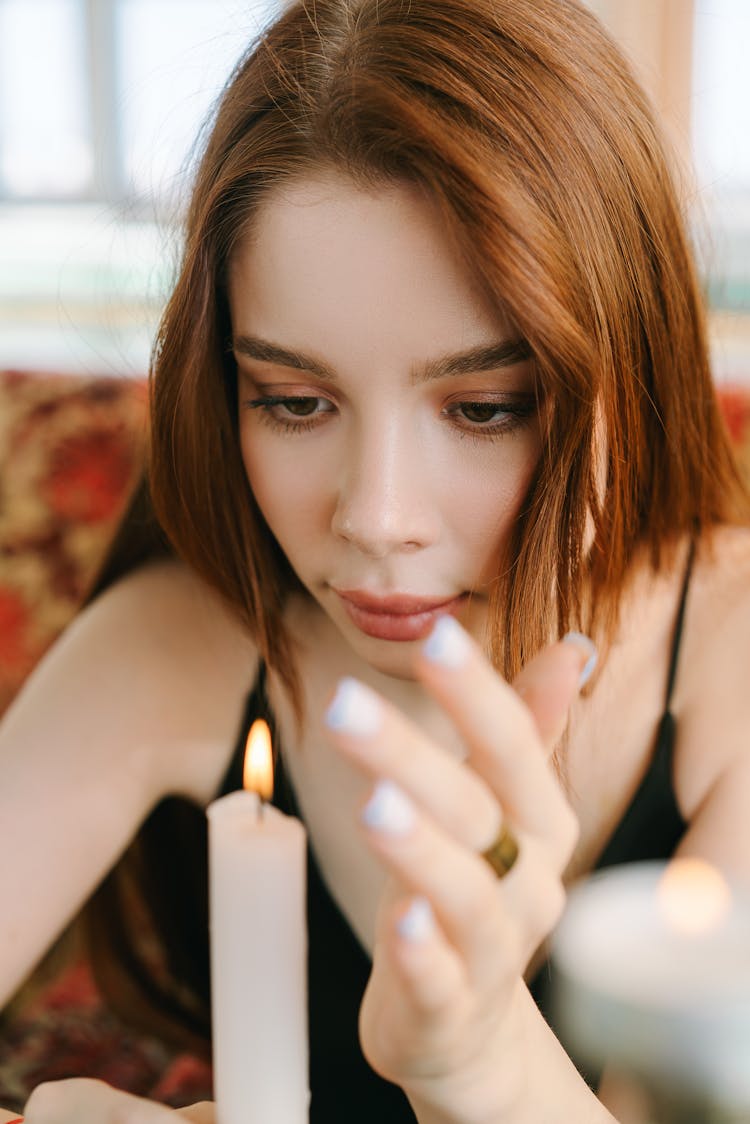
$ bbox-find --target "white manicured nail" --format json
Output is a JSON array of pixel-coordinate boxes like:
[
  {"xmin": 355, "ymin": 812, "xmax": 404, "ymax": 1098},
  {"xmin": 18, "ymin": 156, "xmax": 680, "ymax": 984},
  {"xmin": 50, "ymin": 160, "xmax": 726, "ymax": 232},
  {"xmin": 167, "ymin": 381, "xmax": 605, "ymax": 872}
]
[
  {"xmin": 326, "ymin": 677, "xmax": 382, "ymax": 736},
  {"xmin": 422, "ymin": 615, "xmax": 471, "ymax": 669},
  {"xmin": 562, "ymin": 632, "xmax": 598, "ymax": 688},
  {"xmin": 397, "ymin": 897, "xmax": 435, "ymax": 943},
  {"xmin": 362, "ymin": 780, "xmax": 416, "ymax": 835}
]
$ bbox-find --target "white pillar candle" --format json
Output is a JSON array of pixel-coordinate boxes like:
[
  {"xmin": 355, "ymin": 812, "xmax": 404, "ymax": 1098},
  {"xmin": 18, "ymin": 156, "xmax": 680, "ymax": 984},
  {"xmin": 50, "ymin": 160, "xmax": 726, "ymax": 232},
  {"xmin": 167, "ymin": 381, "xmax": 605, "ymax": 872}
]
[
  {"xmin": 208, "ymin": 720, "xmax": 309, "ymax": 1123},
  {"xmin": 552, "ymin": 859, "xmax": 750, "ymax": 1109}
]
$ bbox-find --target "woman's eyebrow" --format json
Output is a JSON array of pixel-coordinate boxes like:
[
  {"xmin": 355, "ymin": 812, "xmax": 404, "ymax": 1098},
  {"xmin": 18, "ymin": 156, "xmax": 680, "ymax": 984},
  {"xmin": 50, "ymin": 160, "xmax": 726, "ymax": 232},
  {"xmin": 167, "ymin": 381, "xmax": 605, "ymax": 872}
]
[
  {"xmin": 232, "ymin": 334, "xmax": 533, "ymax": 383},
  {"xmin": 233, "ymin": 335, "xmax": 334, "ymax": 379},
  {"xmin": 418, "ymin": 338, "xmax": 533, "ymax": 382}
]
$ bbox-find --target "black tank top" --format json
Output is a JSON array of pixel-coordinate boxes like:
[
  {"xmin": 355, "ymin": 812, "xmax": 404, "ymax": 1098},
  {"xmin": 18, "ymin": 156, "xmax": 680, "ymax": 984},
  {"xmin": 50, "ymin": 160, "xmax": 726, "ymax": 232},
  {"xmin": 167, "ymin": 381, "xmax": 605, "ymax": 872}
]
[{"xmin": 217, "ymin": 545, "xmax": 694, "ymax": 1120}]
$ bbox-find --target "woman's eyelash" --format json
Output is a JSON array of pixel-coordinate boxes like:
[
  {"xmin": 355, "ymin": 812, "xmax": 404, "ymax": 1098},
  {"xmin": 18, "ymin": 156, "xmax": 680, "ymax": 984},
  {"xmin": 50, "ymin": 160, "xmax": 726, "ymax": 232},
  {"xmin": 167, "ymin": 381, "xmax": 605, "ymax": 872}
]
[
  {"xmin": 244, "ymin": 394, "xmax": 332, "ymax": 434},
  {"xmin": 445, "ymin": 398, "xmax": 537, "ymax": 433},
  {"xmin": 243, "ymin": 393, "xmax": 537, "ymax": 438},
  {"xmin": 246, "ymin": 394, "xmax": 323, "ymax": 414}
]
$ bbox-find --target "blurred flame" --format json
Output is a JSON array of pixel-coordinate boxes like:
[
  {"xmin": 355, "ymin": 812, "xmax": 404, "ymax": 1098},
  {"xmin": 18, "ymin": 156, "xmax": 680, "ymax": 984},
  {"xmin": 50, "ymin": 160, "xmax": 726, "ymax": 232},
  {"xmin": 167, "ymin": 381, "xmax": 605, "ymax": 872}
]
[
  {"xmin": 243, "ymin": 719, "xmax": 273, "ymax": 802},
  {"xmin": 657, "ymin": 857, "xmax": 732, "ymax": 936}
]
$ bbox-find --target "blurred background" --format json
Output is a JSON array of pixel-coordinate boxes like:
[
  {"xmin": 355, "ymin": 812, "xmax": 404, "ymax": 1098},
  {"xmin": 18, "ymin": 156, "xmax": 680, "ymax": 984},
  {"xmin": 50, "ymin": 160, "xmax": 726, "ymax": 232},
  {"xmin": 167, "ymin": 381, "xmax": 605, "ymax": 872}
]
[{"xmin": 0, "ymin": 0, "xmax": 748, "ymax": 380}]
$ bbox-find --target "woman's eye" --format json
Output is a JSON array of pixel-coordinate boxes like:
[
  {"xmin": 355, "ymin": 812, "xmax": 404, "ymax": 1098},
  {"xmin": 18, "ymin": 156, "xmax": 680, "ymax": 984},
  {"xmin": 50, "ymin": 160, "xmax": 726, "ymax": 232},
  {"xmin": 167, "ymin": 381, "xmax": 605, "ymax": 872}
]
[
  {"xmin": 445, "ymin": 396, "xmax": 537, "ymax": 438},
  {"xmin": 458, "ymin": 402, "xmax": 505, "ymax": 424},
  {"xmin": 281, "ymin": 396, "xmax": 320, "ymax": 417},
  {"xmin": 244, "ymin": 393, "xmax": 334, "ymax": 433}
]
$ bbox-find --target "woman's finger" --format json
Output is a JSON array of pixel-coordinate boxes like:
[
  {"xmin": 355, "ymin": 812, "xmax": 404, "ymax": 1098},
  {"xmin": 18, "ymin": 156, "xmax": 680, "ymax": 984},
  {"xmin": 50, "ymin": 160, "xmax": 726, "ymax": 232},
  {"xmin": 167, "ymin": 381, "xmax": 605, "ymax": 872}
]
[
  {"xmin": 326, "ymin": 678, "xmax": 501, "ymax": 852},
  {"xmin": 359, "ymin": 890, "xmax": 467, "ymax": 1083},
  {"xmin": 413, "ymin": 618, "xmax": 583, "ymax": 861},
  {"xmin": 0, "ymin": 1111, "xmax": 24, "ymax": 1124},
  {"xmin": 359, "ymin": 779, "xmax": 566, "ymax": 981},
  {"xmin": 375, "ymin": 894, "xmax": 465, "ymax": 1020},
  {"xmin": 512, "ymin": 633, "xmax": 597, "ymax": 752},
  {"xmin": 176, "ymin": 1105, "xmax": 216, "ymax": 1123},
  {"xmin": 24, "ymin": 1079, "xmax": 179, "ymax": 1123}
]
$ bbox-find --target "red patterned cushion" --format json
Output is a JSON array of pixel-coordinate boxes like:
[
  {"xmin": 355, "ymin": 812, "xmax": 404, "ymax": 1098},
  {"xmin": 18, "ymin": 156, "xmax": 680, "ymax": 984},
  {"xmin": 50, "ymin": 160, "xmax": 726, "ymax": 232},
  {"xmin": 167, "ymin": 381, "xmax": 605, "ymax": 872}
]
[{"xmin": 0, "ymin": 370, "xmax": 147, "ymax": 715}]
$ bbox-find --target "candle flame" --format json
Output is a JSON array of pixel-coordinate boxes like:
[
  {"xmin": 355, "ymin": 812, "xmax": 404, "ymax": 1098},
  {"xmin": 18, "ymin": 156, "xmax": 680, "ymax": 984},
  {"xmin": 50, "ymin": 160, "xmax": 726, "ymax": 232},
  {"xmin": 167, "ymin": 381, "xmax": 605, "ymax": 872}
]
[
  {"xmin": 243, "ymin": 719, "xmax": 274, "ymax": 801},
  {"xmin": 657, "ymin": 857, "xmax": 732, "ymax": 936}
]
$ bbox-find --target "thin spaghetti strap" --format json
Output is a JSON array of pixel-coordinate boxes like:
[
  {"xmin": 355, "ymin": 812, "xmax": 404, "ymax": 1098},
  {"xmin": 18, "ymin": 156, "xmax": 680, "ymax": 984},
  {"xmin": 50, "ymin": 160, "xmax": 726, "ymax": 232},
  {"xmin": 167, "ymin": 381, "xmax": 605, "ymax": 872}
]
[
  {"xmin": 249, "ymin": 658, "xmax": 298, "ymax": 814},
  {"xmin": 255, "ymin": 656, "xmax": 268, "ymax": 702},
  {"xmin": 663, "ymin": 539, "xmax": 696, "ymax": 710},
  {"xmin": 216, "ymin": 657, "xmax": 271, "ymax": 797},
  {"xmin": 252, "ymin": 657, "xmax": 279, "ymax": 757}
]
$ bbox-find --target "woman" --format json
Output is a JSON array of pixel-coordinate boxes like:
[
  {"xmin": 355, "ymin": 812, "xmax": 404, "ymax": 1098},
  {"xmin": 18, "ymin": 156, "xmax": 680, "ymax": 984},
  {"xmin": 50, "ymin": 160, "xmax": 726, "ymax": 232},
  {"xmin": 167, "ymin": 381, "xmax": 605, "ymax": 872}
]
[{"xmin": 1, "ymin": 0, "xmax": 749, "ymax": 1120}]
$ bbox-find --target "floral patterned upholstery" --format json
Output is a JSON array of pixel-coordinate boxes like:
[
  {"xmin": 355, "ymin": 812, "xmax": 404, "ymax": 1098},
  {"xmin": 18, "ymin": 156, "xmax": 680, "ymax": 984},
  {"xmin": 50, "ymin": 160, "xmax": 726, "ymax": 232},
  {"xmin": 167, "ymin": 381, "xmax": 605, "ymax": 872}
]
[{"xmin": 0, "ymin": 370, "xmax": 146, "ymax": 716}]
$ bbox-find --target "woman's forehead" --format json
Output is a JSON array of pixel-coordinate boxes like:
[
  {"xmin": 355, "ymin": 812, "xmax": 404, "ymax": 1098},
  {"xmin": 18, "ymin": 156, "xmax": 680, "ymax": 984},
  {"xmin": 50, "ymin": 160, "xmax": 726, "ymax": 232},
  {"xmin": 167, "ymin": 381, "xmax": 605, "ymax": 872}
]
[{"xmin": 228, "ymin": 170, "xmax": 515, "ymax": 358}]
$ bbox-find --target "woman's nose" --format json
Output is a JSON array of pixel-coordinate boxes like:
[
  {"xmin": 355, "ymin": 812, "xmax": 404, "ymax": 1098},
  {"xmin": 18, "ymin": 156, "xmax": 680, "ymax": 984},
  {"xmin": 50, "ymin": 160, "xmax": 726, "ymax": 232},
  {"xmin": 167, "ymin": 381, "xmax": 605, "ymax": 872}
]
[{"xmin": 331, "ymin": 422, "xmax": 438, "ymax": 557}]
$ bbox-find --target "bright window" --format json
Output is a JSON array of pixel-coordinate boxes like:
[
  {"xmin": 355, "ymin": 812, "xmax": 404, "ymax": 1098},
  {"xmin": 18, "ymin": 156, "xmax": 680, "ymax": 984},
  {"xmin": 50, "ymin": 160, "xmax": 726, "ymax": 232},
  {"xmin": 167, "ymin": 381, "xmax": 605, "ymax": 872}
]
[
  {"xmin": 0, "ymin": 0, "xmax": 91, "ymax": 197},
  {"xmin": 0, "ymin": 0, "xmax": 279, "ymax": 208},
  {"xmin": 0, "ymin": 0, "xmax": 280, "ymax": 373},
  {"xmin": 693, "ymin": 0, "xmax": 750, "ymax": 193},
  {"xmin": 692, "ymin": 0, "xmax": 750, "ymax": 321},
  {"xmin": 0, "ymin": 0, "xmax": 748, "ymax": 377}
]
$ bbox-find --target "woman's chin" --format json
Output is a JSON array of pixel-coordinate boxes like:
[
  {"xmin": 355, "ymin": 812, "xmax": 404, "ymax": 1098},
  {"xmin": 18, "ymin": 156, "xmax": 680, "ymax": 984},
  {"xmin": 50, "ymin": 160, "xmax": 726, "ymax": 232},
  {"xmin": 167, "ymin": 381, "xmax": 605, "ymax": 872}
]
[{"xmin": 339, "ymin": 629, "xmax": 423, "ymax": 681}]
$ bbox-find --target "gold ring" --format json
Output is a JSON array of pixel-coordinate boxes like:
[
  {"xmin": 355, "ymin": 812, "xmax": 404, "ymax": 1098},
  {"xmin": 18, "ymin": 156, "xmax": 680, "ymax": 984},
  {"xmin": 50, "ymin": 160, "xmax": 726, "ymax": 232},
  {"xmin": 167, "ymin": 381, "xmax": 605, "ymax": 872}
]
[{"xmin": 481, "ymin": 823, "xmax": 519, "ymax": 879}]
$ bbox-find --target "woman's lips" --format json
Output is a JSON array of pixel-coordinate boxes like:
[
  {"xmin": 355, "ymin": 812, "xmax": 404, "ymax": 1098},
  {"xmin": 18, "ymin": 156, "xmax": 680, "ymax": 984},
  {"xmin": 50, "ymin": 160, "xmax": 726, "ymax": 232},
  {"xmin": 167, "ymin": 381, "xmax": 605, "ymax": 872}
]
[{"xmin": 332, "ymin": 589, "xmax": 467, "ymax": 642}]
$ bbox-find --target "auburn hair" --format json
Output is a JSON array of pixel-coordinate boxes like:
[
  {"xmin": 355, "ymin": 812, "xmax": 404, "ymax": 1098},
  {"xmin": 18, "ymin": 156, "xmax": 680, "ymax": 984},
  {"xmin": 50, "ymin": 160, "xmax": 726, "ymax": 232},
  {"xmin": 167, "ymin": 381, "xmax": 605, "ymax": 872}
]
[
  {"xmin": 89, "ymin": 0, "xmax": 747, "ymax": 1049},
  {"xmin": 149, "ymin": 0, "xmax": 745, "ymax": 692}
]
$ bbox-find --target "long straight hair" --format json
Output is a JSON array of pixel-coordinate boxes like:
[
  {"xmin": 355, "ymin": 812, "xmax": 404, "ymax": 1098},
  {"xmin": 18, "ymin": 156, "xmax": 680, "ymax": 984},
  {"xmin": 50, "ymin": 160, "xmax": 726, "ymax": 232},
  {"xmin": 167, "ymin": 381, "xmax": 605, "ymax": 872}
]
[
  {"xmin": 91, "ymin": 0, "xmax": 747, "ymax": 1048},
  {"xmin": 148, "ymin": 0, "xmax": 745, "ymax": 692}
]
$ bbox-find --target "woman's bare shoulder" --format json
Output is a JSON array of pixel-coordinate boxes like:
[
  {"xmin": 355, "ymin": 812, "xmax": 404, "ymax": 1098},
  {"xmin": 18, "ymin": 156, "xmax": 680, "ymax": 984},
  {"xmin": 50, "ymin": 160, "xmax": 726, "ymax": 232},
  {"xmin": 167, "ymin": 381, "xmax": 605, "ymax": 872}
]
[
  {"xmin": 93, "ymin": 555, "xmax": 240, "ymax": 622},
  {"xmin": 6, "ymin": 558, "xmax": 259, "ymax": 805},
  {"xmin": 88, "ymin": 557, "xmax": 256, "ymax": 662},
  {"xmin": 674, "ymin": 526, "xmax": 750, "ymax": 808},
  {"xmin": 693, "ymin": 525, "xmax": 750, "ymax": 616},
  {"xmin": 669, "ymin": 527, "xmax": 750, "ymax": 872},
  {"xmin": 0, "ymin": 559, "xmax": 259, "ymax": 1001},
  {"xmin": 679, "ymin": 526, "xmax": 750, "ymax": 679}
]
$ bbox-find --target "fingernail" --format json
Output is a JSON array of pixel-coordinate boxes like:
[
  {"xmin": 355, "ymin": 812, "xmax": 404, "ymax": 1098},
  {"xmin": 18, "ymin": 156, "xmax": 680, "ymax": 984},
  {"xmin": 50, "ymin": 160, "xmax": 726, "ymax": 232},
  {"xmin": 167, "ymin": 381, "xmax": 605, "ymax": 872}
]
[
  {"xmin": 362, "ymin": 780, "xmax": 416, "ymax": 834},
  {"xmin": 422, "ymin": 615, "xmax": 471, "ymax": 669},
  {"xmin": 562, "ymin": 632, "xmax": 598, "ymax": 688},
  {"xmin": 326, "ymin": 677, "xmax": 382, "ymax": 736},
  {"xmin": 397, "ymin": 897, "xmax": 435, "ymax": 942}
]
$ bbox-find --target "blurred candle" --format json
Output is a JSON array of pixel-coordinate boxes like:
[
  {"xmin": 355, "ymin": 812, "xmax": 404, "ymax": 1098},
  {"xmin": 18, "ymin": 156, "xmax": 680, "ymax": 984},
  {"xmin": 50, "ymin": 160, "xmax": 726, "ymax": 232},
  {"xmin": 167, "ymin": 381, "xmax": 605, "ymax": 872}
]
[
  {"xmin": 208, "ymin": 719, "xmax": 309, "ymax": 1122},
  {"xmin": 552, "ymin": 860, "xmax": 750, "ymax": 1114}
]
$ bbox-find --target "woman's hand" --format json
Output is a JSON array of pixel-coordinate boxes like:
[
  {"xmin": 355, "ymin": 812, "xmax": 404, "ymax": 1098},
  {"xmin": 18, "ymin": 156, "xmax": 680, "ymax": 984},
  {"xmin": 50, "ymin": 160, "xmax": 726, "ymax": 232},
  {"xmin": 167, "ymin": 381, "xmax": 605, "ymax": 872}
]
[
  {"xmin": 16, "ymin": 1081, "xmax": 214, "ymax": 1124},
  {"xmin": 324, "ymin": 620, "xmax": 595, "ymax": 1123}
]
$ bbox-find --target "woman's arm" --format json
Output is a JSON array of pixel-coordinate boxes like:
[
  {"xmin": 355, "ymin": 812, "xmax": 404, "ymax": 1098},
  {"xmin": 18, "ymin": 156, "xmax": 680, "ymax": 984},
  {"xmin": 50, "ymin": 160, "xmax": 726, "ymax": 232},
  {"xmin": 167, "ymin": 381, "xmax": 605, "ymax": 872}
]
[
  {"xmin": 408, "ymin": 981, "xmax": 616, "ymax": 1124},
  {"xmin": 0, "ymin": 559, "xmax": 255, "ymax": 1007}
]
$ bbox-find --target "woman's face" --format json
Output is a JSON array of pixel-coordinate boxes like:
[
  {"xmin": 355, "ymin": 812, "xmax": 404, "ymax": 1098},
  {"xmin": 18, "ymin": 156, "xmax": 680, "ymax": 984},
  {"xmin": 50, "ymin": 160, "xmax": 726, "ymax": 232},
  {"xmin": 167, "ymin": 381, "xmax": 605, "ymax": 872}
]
[{"xmin": 229, "ymin": 170, "xmax": 542, "ymax": 679}]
